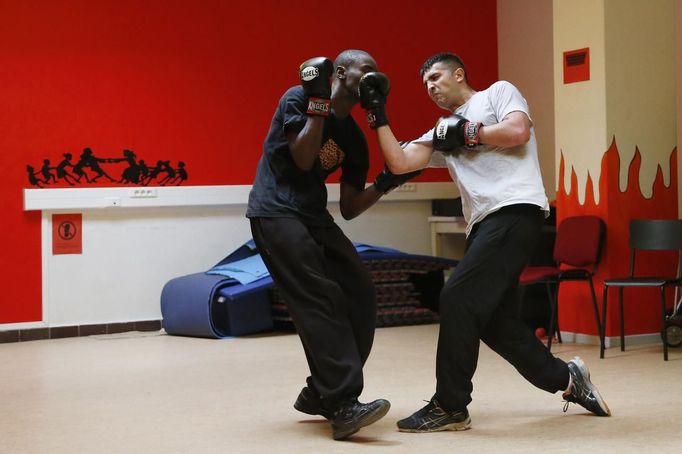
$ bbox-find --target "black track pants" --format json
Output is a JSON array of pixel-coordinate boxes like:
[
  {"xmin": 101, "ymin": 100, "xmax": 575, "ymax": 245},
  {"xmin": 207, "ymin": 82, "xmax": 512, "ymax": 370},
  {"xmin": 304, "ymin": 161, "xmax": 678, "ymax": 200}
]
[
  {"xmin": 434, "ymin": 205, "xmax": 570, "ymax": 411},
  {"xmin": 250, "ymin": 217, "xmax": 376, "ymax": 410}
]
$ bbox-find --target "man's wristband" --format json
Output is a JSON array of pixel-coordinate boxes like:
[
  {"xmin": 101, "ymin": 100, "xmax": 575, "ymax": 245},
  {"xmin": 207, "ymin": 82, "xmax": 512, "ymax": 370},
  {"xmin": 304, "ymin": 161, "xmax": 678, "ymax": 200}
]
[
  {"xmin": 307, "ymin": 98, "xmax": 331, "ymax": 116},
  {"xmin": 464, "ymin": 121, "xmax": 482, "ymax": 147}
]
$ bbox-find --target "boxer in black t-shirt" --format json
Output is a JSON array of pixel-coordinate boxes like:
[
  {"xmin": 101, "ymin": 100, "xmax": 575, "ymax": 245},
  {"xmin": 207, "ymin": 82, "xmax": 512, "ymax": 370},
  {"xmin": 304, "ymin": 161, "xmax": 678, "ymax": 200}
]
[{"xmin": 247, "ymin": 49, "xmax": 418, "ymax": 440}]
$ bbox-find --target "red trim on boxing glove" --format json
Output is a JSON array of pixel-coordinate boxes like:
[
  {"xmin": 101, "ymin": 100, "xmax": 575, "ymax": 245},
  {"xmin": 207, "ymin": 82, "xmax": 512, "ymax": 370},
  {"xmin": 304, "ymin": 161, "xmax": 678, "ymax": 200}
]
[
  {"xmin": 366, "ymin": 108, "xmax": 389, "ymax": 129},
  {"xmin": 307, "ymin": 97, "xmax": 331, "ymax": 116},
  {"xmin": 464, "ymin": 121, "xmax": 482, "ymax": 147},
  {"xmin": 366, "ymin": 110, "xmax": 379, "ymax": 129}
]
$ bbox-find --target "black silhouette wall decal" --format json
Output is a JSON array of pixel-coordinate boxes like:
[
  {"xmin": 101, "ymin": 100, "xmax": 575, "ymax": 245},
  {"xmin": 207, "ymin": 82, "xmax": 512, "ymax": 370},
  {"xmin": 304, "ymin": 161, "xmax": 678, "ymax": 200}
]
[{"xmin": 26, "ymin": 147, "xmax": 189, "ymax": 187}]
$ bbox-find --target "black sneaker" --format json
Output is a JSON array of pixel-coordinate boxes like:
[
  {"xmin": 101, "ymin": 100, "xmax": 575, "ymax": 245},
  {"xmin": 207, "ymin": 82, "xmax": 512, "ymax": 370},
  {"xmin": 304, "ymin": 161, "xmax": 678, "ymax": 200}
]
[
  {"xmin": 293, "ymin": 386, "xmax": 333, "ymax": 419},
  {"xmin": 562, "ymin": 356, "xmax": 611, "ymax": 416},
  {"xmin": 397, "ymin": 398, "xmax": 471, "ymax": 432},
  {"xmin": 331, "ymin": 398, "xmax": 391, "ymax": 440}
]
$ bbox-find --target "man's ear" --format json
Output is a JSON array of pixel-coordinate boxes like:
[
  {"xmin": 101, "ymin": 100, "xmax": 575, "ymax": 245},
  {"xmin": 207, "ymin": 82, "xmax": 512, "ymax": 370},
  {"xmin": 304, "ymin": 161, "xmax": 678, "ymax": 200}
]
[
  {"xmin": 336, "ymin": 65, "xmax": 346, "ymax": 80},
  {"xmin": 454, "ymin": 67, "xmax": 465, "ymax": 83}
]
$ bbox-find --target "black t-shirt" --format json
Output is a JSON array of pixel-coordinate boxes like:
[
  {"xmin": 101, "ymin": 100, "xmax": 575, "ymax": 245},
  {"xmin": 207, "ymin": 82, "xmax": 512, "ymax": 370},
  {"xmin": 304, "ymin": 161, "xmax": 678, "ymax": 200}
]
[{"xmin": 246, "ymin": 86, "xmax": 369, "ymax": 226}]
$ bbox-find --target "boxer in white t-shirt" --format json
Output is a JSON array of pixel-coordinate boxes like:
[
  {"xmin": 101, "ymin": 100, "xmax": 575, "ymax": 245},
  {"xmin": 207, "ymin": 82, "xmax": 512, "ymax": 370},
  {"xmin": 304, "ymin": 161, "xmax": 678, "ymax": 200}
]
[{"xmin": 359, "ymin": 52, "xmax": 611, "ymax": 433}]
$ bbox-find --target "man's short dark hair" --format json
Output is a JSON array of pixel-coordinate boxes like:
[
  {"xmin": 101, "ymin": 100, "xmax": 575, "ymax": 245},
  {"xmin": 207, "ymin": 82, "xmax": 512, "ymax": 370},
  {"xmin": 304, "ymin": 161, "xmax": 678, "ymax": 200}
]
[
  {"xmin": 420, "ymin": 52, "xmax": 467, "ymax": 81},
  {"xmin": 335, "ymin": 49, "xmax": 370, "ymax": 70}
]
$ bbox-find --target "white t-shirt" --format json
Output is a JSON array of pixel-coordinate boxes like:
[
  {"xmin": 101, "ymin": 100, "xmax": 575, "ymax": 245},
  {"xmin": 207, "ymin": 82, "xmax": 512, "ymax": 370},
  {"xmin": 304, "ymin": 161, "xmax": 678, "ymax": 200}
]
[{"xmin": 413, "ymin": 80, "xmax": 549, "ymax": 236}]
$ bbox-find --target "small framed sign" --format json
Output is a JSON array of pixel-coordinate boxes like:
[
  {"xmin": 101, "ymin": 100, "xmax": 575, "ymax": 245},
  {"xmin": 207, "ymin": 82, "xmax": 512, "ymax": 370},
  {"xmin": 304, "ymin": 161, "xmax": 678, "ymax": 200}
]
[
  {"xmin": 52, "ymin": 213, "xmax": 82, "ymax": 255},
  {"xmin": 563, "ymin": 47, "xmax": 590, "ymax": 84}
]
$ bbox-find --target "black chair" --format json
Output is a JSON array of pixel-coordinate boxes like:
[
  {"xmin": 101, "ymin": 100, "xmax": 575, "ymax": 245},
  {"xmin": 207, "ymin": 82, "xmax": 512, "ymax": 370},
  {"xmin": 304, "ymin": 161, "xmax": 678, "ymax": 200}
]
[
  {"xmin": 519, "ymin": 215, "xmax": 605, "ymax": 351},
  {"xmin": 600, "ymin": 219, "xmax": 682, "ymax": 361}
]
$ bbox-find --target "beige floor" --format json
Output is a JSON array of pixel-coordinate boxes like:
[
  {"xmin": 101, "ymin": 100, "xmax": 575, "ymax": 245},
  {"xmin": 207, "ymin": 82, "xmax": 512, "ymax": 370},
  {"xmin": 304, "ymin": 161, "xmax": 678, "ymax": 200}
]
[{"xmin": 1, "ymin": 324, "xmax": 681, "ymax": 453}]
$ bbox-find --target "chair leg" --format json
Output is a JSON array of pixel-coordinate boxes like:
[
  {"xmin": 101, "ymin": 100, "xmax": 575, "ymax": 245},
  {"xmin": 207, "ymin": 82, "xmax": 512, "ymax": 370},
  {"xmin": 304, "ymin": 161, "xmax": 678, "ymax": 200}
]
[
  {"xmin": 600, "ymin": 285, "xmax": 608, "ymax": 359},
  {"xmin": 588, "ymin": 277, "xmax": 602, "ymax": 341},
  {"xmin": 545, "ymin": 282, "xmax": 553, "ymax": 351},
  {"xmin": 545, "ymin": 281, "xmax": 558, "ymax": 351},
  {"xmin": 554, "ymin": 281, "xmax": 564, "ymax": 343},
  {"xmin": 619, "ymin": 287, "xmax": 625, "ymax": 352},
  {"xmin": 660, "ymin": 287, "xmax": 669, "ymax": 361}
]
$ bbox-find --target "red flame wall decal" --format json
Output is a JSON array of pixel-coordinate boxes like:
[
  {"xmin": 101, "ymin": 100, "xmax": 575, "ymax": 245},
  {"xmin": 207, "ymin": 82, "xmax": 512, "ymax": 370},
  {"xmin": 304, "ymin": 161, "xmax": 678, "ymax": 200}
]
[{"xmin": 557, "ymin": 139, "xmax": 678, "ymax": 337}]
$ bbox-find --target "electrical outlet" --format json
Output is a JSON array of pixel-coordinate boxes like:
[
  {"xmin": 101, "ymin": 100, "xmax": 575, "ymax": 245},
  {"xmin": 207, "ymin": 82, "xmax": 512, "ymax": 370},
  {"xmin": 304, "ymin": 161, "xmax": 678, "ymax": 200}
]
[
  {"xmin": 129, "ymin": 188, "xmax": 158, "ymax": 198},
  {"xmin": 107, "ymin": 197, "xmax": 122, "ymax": 207},
  {"xmin": 393, "ymin": 182, "xmax": 417, "ymax": 192}
]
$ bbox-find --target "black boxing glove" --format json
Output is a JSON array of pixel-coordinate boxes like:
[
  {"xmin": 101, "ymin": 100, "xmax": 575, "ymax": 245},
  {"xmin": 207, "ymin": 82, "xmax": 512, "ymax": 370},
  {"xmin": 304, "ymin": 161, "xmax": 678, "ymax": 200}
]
[
  {"xmin": 359, "ymin": 72, "xmax": 390, "ymax": 129},
  {"xmin": 373, "ymin": 165, "xmax": 422, "ymax": 194},
  {"xmin": 299, "ymin": 57, "xmax": 334, "ymax": 116},
  {"xmin": 432, "ymin": 114, "xmax": 482, "ymax": 150}
]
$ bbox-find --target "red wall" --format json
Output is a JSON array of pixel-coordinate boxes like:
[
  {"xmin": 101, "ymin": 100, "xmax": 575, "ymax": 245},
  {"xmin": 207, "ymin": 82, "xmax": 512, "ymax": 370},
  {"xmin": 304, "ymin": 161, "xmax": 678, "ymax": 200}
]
[
  {"xmin": 557, "ymin": 143, "xmax": 678, "ymax": 337},
  {"xmin": 0, "ymin": 0, "xmax": 498, "ymax": 323}
]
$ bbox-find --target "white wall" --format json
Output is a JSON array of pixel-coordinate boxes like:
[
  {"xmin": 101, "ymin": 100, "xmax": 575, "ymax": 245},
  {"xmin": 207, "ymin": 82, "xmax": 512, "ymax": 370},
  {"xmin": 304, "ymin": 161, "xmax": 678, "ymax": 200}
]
[
  {"xmin": 553, "ymin": 0, "xmax": 609, "ymax": 205},
  {"xmin": 605, "ymin": 0, "xmax": 677, "ymax": 197},
  {"xmin": 43, "ymin": 206, "xmax": 251, "ymax": 327},
  {"xmin": 18, "ymin": 183, "xmax": 457, "ymax": 329}
]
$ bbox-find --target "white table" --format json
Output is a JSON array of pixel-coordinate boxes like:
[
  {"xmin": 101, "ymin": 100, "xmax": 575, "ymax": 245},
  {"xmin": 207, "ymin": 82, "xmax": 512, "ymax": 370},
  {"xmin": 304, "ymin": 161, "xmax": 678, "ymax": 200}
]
[{"xmin": 428, "ymin": 216, "xmax": 468, "ymax": 257}]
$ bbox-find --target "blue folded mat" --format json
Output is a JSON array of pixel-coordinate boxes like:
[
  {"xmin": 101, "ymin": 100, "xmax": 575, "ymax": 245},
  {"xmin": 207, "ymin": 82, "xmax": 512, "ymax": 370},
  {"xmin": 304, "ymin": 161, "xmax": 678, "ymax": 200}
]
[{"xmin": 161, "ymin": 241, "xmax": 457, "ymax": 339}]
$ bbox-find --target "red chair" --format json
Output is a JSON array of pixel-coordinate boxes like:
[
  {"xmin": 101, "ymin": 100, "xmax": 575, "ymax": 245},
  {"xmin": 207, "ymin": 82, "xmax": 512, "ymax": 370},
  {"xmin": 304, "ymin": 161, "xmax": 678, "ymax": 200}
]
[{"xmin": 519, "ymin": 215, "xmax": 605, "ymax": 351}]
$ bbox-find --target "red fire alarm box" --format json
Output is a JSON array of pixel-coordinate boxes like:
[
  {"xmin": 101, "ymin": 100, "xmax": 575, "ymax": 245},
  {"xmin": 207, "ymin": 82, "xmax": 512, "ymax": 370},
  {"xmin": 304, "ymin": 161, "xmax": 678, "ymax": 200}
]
[{"xmin": 563, "ymin": 47, "xmax": 590, "ymax": 84}]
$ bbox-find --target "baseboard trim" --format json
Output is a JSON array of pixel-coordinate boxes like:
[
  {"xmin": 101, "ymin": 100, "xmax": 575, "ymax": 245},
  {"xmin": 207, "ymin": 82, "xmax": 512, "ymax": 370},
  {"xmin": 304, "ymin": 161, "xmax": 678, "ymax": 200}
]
[
  {"xmin": 1, "ymin": 324, "xmax": 666, "ymax": 346},
  {"xmin": 557, "ymin": 331, "xmax": 662, "ymax": 347},
  {"xmin": 0, "ymin": 320, "xmax": 162, "ymax": 344}
]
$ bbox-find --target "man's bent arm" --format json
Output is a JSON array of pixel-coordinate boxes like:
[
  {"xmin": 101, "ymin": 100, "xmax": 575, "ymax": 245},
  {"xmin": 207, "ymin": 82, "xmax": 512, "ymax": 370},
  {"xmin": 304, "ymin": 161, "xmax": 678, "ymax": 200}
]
[{"xmin": 375, "ymin": 125, "xmax": 432, "ymax": 174}]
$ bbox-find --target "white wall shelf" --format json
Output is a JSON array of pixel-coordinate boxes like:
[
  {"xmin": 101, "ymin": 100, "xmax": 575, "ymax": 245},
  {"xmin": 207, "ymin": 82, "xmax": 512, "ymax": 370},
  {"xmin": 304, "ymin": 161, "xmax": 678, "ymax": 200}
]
[{"xmin": 24, "ymin": 182, "xmax": 457, "ymax": 211}]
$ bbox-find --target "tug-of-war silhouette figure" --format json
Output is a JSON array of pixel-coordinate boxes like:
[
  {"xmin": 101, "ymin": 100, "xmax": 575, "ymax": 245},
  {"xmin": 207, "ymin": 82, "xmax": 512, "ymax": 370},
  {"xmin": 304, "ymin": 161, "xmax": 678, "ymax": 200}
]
[{"xmin": 27, "ymin": 147, "xmax": 188, "ymax": 187}]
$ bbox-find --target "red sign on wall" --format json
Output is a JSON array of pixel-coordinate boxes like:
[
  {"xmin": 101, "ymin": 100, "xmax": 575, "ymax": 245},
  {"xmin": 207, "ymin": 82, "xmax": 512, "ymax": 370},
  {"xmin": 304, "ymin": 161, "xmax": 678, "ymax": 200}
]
[
  {"xmin": 563, "ymin": 47, "xmax": 590, "ymax": 84},
  {"xmin": 52, "ymin": 214, "xmax": 82, "ymax": 255}
]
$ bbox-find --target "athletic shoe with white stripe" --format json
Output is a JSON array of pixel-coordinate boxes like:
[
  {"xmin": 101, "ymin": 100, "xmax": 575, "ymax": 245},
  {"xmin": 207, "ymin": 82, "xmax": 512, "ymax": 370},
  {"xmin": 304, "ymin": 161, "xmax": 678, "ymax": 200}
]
[{"xmin": 562, "ymin": 356, "xmax": 611, "ymax": 416}]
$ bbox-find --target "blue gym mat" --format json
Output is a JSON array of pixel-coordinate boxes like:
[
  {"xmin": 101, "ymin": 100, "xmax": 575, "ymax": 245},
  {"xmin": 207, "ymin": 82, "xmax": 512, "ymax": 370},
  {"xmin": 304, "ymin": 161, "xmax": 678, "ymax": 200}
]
[{"xmin": 161, "ymin": 241, "xmax": 456, "ymax": 339}]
